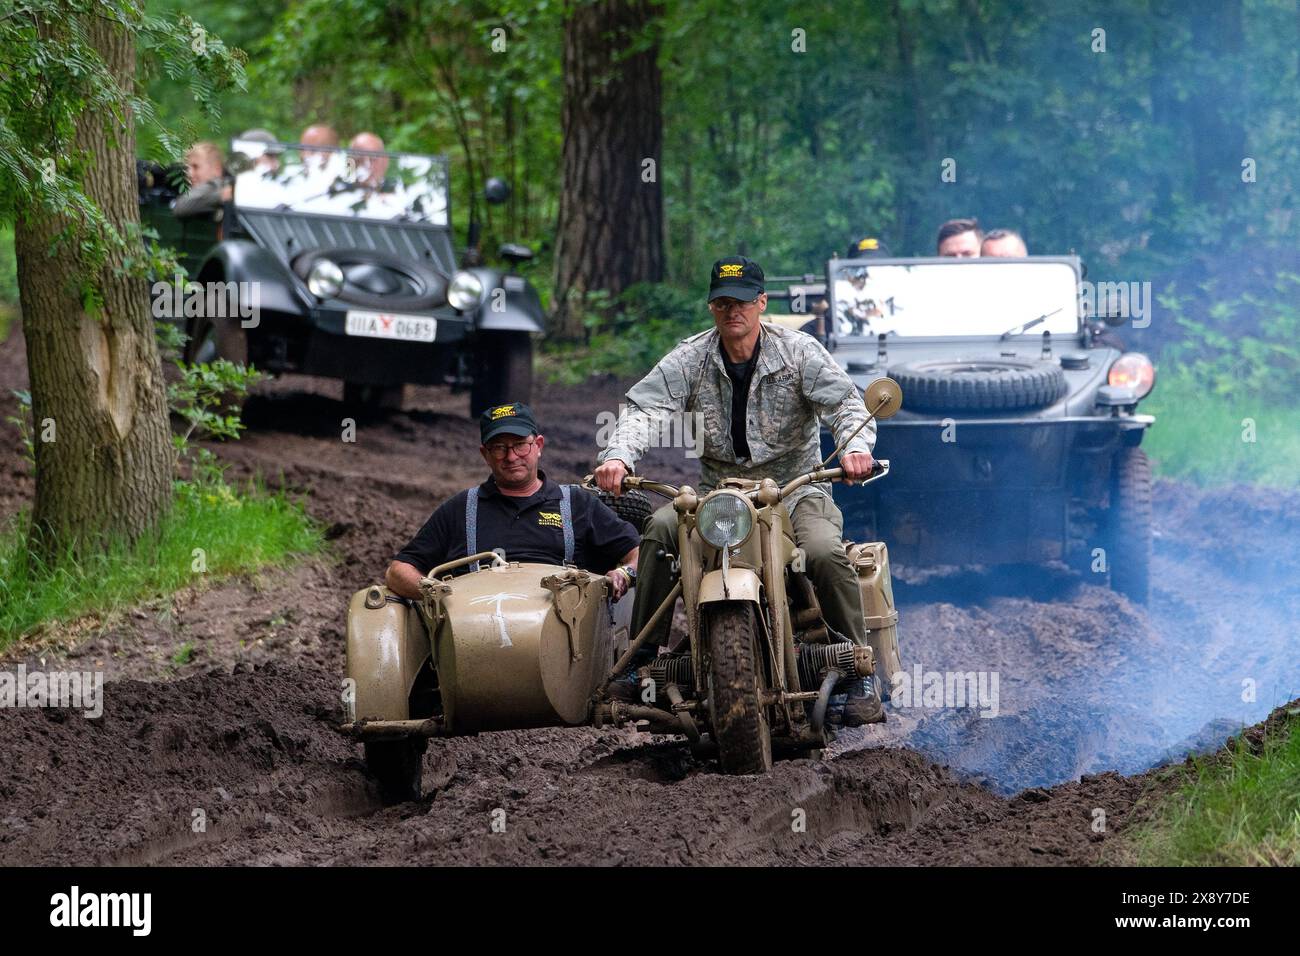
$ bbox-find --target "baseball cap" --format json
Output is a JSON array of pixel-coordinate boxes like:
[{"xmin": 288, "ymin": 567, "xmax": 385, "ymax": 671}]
[
  {"xmin": 846, "ymin": 236, "xmax": 891, "ymax": 258},
  {"xmin": 479, "ymin": 402, "xmax": 538, "ymax": 444},
  {"xmin": 708, "ymin": 255, "xmax": 765, "ymax": 302},
  {"xmin": 239, "ymin": 128, "xmax": 283, "ymax": 154}
]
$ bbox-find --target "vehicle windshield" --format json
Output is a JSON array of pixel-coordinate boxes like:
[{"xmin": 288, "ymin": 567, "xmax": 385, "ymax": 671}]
[
  {"xmin": 828, "ymin": 258, "xmax": 1080, "ymax": 338},
  {"xmin": 227, "ymin": 138, "xmax": 449, "ymax": 224}
]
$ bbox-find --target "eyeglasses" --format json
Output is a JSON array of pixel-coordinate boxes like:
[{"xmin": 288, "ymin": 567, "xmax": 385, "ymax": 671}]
[
  {"xmin": 485, "ymin": 438, "xmax": 537, "ymax": 459},
  {"xmin": 708, "ymin": 297, "xmax": 761, "ymax": 313}
]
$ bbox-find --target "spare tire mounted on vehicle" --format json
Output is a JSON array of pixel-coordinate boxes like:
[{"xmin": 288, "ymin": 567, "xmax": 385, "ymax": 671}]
[
  {"xmin": 888, "ymin": 358, "xmax": 1067, "ymax": 412},
  {"xmin": 593, "ymin": 488, "xmax": 653, "ymax": 535}
]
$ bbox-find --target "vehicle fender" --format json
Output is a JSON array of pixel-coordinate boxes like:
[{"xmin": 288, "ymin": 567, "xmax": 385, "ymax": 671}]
[
  {"xmin": 345, "ymin": 586, "xmax": 431, "ymax": 722},
  {"xmin": 698, "ymin": 567, "xmax": 763, "ymax": 605},
  {"xmin": 196, "ymin": 239, "xmax": 310, "ymax": 316},
  {"xmin": 467, "ymin": 267, "xmax": 545, "ymax": 333}
]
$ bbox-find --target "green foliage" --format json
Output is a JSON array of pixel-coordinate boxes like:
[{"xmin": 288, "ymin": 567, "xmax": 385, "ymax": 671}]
[
  {"xmin": 0, "ymin": 477, "xmax": 323, "ymax": 648},
  {"xmin": 5, "ymin": 389, "xmax": 34, "ymax": 471},
  {"xmin": 1141, "ymin": 370, "xmax": 1300, "ymax": 489},
  {"xmin": 156, "ymin": 318, "xmax": 263, "ymax": 482},
  {"xmin": 1119, "ymin": 711, "xmax": 1300, "ymax": 866},
  {"xmin": 1141, "ymin": 270, "xmax": 1300, "ymax": 488},
  {"xmin": 0, "ymin": 223, "xmax": 17, "ymax": 311},
  {"xmin": 539, "ymin": 282, "xmax": 709, "ymax": 385},
  {"xmin": 0, "ymin": 0, "xmax": 246, "ymax": 286},
  {"xmin": 1156, "ymin": 272, "xmax": 1300, "ymax": 407}
]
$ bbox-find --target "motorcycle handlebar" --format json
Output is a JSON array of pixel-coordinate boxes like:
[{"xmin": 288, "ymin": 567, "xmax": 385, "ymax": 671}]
[{"xmin": 584, "ymin": 460, "xmax": 889, "ymax": 505}]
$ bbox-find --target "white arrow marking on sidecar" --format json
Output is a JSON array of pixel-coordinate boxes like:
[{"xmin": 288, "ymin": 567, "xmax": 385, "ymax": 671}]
[{"xmin": 469, "ymin": 592, "xmax": 530, "ymax": 647}]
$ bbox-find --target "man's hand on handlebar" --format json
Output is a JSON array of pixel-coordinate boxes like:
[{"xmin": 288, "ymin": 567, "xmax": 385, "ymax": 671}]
[
  {"xmin": 594, "ymin": 458, "xmax": 629, "ymax": 496},
  {"xmin": 840, "ymin": 451, "xmax": 876, "ymax": 483}
]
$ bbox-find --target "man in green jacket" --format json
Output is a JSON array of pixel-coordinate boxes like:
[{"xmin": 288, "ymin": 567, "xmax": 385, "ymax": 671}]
[{"xmin": 594, "ymin": 255, "xmax": 884, "ymax": 725}]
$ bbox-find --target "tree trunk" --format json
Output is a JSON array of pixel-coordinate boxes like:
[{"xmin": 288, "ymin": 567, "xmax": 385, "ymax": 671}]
[
  {"xmin": 14, "ymin": 13, "xmax": 173, "ymax": 559},
  {"xmin": 891, "ymin": 0, "xmax": 932, "ymax": 254},
  {"xmin": 552, "ymin": 0, "xmax": 664, "ymax": 339},
  {"xmin": 1188, "ymin": 0, "xmax": 1245, "ymax": 213}
]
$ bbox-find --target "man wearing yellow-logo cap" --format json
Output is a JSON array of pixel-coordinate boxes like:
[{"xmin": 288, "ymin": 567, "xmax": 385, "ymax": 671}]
[
  {"xmin": 594, "ymin": 255, "xmax": 884, "ymax": 725},
  {"xmin": 387, "ymin": 402, "xmax": 640, "ymax": 601}
]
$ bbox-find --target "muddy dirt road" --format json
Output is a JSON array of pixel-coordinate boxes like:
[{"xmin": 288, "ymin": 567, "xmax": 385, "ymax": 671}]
[{"xmin": 2, "ymin": 328, "xmax": 1297, "ymax": 865}]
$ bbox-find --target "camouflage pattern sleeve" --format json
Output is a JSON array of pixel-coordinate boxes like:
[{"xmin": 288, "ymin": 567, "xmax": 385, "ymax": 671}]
[
  {"xmin": 800, "ymin": 340, "xmax": 876, "ymax": 456},
  {"xmin": 596, "ymin": 346, "xmax": 693, "ymax": 470}
]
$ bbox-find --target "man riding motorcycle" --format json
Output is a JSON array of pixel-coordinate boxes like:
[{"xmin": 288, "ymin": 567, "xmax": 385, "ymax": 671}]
[{"xmin": 594, "ymin": 256, "xmax": 885, "ymax": 725}]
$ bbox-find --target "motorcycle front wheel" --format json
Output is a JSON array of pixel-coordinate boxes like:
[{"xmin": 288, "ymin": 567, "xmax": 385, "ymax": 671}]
[{"xmin": 702, "ymin": 601, "xmax": 773, "ymax": 775}]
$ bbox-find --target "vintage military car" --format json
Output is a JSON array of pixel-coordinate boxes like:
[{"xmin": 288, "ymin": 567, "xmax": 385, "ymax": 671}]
[
  {"xmin": 818, "ymin": 255, "xmax": 1156, "ymax": 603},
  {"xmin": 138, "ymin": 138, "xmax": 542, "ymax": 414}
]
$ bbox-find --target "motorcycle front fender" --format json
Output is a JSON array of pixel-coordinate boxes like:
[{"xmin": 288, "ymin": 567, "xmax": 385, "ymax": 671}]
[{"xmin": 697, "ymin": 566, "xmax": 763, "ymax": 605}]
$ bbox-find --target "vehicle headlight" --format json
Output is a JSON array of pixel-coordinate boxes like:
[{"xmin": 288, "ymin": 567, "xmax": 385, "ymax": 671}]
[
  {"xmin": 1108, "ymin": 352, "xmax": 1156, "ymax": 399},
  {"xmin": 307, "ymin": 258, "xmax": 344, "ymax": 299},
  {"xmin": 697, "ymin": 492, "xmax": 754, "ymax": 549},
  {"xmin": 447, "ymin": 270, "xmax": 484, "ymax": 311}
]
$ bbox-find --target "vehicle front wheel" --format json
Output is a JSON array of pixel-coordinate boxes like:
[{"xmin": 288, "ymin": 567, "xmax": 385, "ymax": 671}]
[
  {"xmin": 703, "ymin": 601, "xmax": 773, "ymax": 775},
  {"xmin": 1102, "ymin": 445, "xmax": 1153, "ymax": 604},
  {"xmin": 470, "ymin": 331, "xmax": 533, "ymax": 417},
  {"xmin": 364, "ymin": 737, "xmax": 427, "ymax": 803},
  {"xmin": 184, "ymin": 314, "xmax": 249, "ymax": 416}
]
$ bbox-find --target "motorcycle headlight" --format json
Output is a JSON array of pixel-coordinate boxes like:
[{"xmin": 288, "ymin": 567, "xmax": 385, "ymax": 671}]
[
  {"xmin": 307, "ymin": 258, "xmax": 344, "ymax": 299},
  {"xmin": 697, "ymin": 492, "xmax": 754, "ymax": 549},
  {"xmin": 1108, "ymin": 352, "xmax": 1156, "ymax": 399},
  {"xmin": 447, "ymin": 270, "xmax": 484, "ymax": 311}
]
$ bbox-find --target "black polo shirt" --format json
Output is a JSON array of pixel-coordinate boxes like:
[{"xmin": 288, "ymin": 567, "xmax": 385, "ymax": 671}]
[{"xmin": 392, "ymin": 470, "xmax": 640, "ymax": 576}]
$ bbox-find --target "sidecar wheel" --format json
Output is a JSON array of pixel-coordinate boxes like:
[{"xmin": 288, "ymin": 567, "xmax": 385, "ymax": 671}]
[
  {"xmin": 703, "ymin": 602, "xmax": 773, "ymax": 775},
  {"xmin": 365, "ymin": 737, "xmax": 427, "ymax": 803}
]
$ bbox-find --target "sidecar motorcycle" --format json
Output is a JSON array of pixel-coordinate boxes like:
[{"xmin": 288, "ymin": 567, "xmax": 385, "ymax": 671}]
[{"xmin": 341, "ymin": 380, "xmax": 905, "ymax": 798}]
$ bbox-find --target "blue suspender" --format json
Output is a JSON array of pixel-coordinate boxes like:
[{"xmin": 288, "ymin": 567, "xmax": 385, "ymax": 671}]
[
  {"xmin": 466, "ymin": 487, "xmax": 480, "ymax": 571},
  {"xmin": 559, "ymin": 484, "xmax": 574, "ymax": 565},
  {"xmin": 464, "ymin": 483, "xmax": 575, "ymax": 570}
]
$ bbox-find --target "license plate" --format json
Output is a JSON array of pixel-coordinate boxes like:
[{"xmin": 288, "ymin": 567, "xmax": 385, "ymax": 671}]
[{"xmin": 345, "ymin": 310, "xmax": 437, "ymax": 343}]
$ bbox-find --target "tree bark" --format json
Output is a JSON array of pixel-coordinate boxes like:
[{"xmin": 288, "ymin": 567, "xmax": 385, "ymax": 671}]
[
  {"xmin": 14, "ymin": 12, "xmax": 173, "ymax": 559},
  {"xmin": 552, "ymin": 0, "xmax": 664, "ymax": 339}
]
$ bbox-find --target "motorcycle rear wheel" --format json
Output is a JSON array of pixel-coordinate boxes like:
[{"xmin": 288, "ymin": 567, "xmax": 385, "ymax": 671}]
[{"xmin": 703, "ymin": 602, "xmax": 773, "ymax": 775}]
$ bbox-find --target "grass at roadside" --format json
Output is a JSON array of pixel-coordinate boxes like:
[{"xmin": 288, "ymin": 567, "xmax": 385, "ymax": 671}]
[
  {"xmin": 1141, "ymin": 369, "xmax": 1300, "ymax": 488},
  {"xmin": 1116, "ymin": 707, "xmax": 1300, "ymax": 865},
  {"xmin": 0, "ymin": 479, "xmax": 323, "ymax": 650}
]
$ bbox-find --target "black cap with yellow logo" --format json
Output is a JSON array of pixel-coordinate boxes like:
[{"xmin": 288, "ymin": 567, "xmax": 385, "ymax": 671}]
[
  {"xmin": 479, "ymin": 402, "xmax": 538, "ymax": 443},
  {"xmin": 707, "ymin": 255, "xmax": 765, "ymax": 302}
]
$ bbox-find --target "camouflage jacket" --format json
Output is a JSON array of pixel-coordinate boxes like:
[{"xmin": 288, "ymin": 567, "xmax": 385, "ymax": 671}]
[{"xmin": 597, "ymin": 322, "xmax": 875, "ymax": 510}]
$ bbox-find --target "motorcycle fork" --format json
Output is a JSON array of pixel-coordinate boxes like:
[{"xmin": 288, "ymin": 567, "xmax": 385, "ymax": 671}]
[
  {"xmin": 758, "ymin": 509, "xmax": 803, "ymax": 734},
  {"xmin": 677, "ymin": 517, "xmax": 706, "ymax": 701}
]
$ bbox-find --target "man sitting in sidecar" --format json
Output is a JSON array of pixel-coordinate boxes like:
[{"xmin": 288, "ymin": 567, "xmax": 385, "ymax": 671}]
[{"xmin": 386, "ymin": 402, "xmax": 640, "ymax": 599}]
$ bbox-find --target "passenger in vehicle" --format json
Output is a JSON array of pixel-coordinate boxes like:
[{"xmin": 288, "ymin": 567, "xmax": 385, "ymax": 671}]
[
  {"xmin": 239, "ymin": 128, "xmax": 282, "ymax": 174},
  {"xmin": 173, "ymin": 141, "xmax": 231, "ymax": 219},
  {"xmin": 980, "ymin": 229, "xmax": 1029, "ymax": 257},
  {"xmin": 348, "ymin": 132, "xmax": 391, "ymax": 188},
  {"xmin": 299, "ymin": 124, "xmax": 340, "ymax": 168},
  {"xmin": 935, "ymin": 218, "xmax": 982, "ymax": 258}
]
